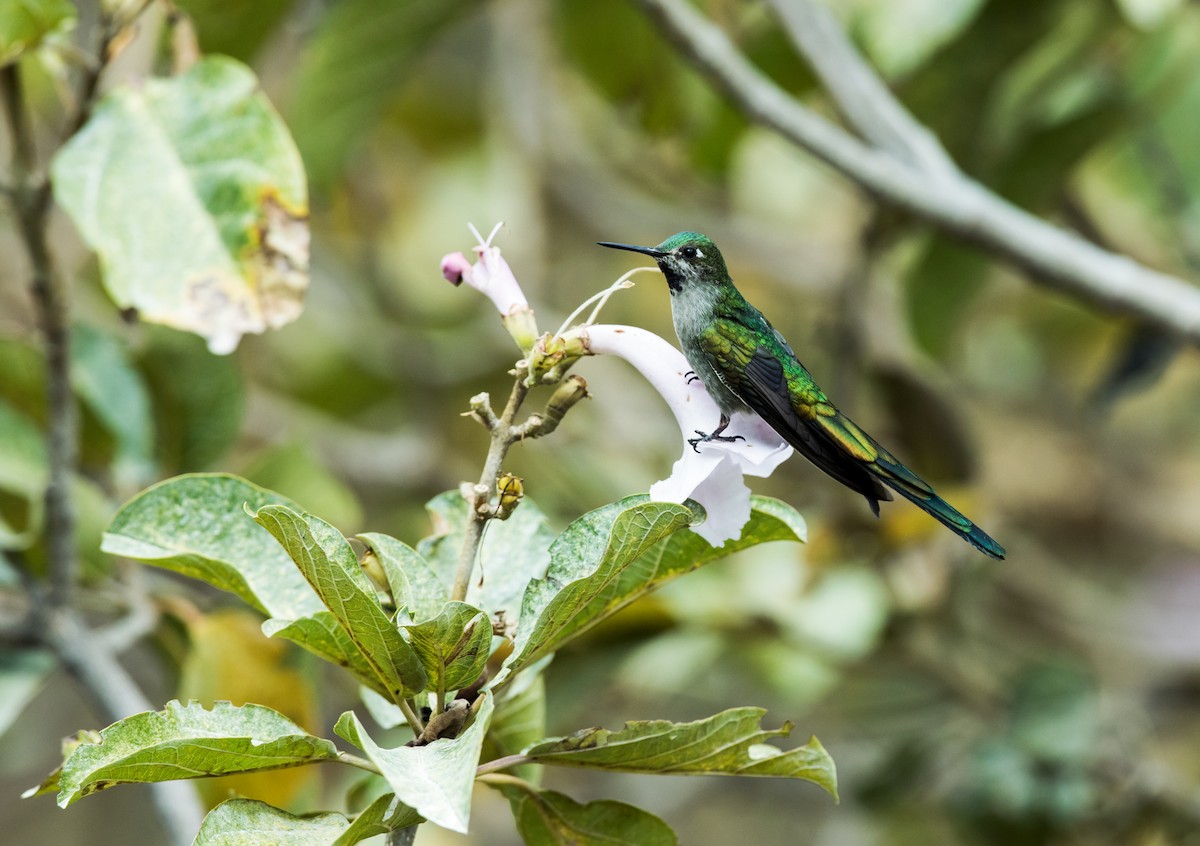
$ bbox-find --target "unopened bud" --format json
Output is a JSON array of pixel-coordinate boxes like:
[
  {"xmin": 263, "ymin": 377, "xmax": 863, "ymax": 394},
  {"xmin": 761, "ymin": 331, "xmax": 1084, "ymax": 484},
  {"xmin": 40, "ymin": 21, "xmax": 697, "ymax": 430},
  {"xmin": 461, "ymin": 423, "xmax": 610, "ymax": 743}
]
[
  {"xmin": 496, "ymin": 473, "xmax": 524, "ymax": 519},
  {"xmin": 546, "ymin": 375, "xmax": 589, "ymax": 425}
]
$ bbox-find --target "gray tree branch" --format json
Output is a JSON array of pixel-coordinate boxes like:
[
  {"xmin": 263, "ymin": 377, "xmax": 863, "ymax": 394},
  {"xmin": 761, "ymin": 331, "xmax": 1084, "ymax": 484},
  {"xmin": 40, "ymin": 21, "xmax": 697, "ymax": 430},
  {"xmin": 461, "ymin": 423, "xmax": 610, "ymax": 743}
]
[{"xmin": 636, "ymin": 0, "xmax": 1200, "ymax": 342}]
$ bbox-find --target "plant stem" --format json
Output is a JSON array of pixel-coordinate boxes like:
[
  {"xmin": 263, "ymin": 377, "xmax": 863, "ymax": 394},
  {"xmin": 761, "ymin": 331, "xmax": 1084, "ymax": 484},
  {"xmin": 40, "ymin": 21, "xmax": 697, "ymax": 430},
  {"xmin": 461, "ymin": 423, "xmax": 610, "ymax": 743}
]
[
  {"xmin": 337, "ymin": 753, "xmax": 382, "ymax": 775},
  {"xmin": 2, "ymin": 63, "xmax": 77, "ymax": 610},
  {"xmin": 475, "ymin": 753, "xmax": 534, "ymax": 777},
  {"xmin": 452, "ymin": 376, "xmax": 530, "ymax": 601},
  {"xmin": 398, "ymin": 697, "xmax": 426, "ymax": 736}
]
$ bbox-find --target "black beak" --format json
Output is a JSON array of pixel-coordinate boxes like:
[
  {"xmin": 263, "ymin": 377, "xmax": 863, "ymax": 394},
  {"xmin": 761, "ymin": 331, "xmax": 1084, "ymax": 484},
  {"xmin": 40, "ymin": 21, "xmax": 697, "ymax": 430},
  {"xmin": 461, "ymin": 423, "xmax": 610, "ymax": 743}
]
[{"xmin": 597, "ymin": 241, "xmax": 666, "ymax": 258}]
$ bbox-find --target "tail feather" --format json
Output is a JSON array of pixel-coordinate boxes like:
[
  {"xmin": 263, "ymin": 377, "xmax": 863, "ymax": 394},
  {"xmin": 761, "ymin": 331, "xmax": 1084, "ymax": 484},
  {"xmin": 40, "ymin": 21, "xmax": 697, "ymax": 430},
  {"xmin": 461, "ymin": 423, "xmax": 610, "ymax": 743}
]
[{"xmin": 875, "ymin": 463, "xmax": 1006, "ymax": 560}]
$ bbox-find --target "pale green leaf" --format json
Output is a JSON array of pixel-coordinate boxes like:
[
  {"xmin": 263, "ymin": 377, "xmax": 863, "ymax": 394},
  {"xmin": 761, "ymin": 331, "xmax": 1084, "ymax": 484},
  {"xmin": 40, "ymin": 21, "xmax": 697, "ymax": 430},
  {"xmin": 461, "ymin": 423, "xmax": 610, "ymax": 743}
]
[
  {"xmin": 0, "ymin": 398, "xmax": 46, "ymax": 548},
  {"xmin": 334, "ymin": 792, "xmax": 422, "ymax": 846},
  {"xmin": 100, "ymin": 473, "xmax": 323, "ymax": 619},
  {"xmin": 39, "ymin": 700, "xmax": 340, "ymax": 807},
  {"xmin": 262, "ymin": 613, "xmax": 391, "ymax": 699},
  {"xmin": 417, "ymin": 491, "xmax": 554, "ymax": 628},
  {"xmin": 334, "ymin": 691, "xmax": 494, "ymax": 833},
  {"xmin": 0, "ymin": 649, "xmax": 55, "ymax": 737},
  {"xmin": 504, "ymin": 498, "xmax": 702, "ymax": 676},
  {"xmin": 525, "ymin": 708, "xmax": 837, "ymax": 800},
  {"xmin": 0, "ymin": 0, "xmax": 75, "ymax": 66},
  {"xmin": 251, "ymin": 504, "xmax": 427, "ymax": 699},
  {"xmin": 51, "ymin": 56, "xmax": 308, "ymax": 354},
  {"xmin": 71, "ymin": 323, "xmax": 154, "ymax": 486},
  {"xmin": 403, "ymin": 601, "xmax": 491, "ymax": 694},
  {"xmin": 194, "ymin": 799, "xmax": 349, "ymax": 845},
  {"xmin": 358, "ymin": 532, "xmax": 444, "ymax": 621},
  {"xmin": 494, "ymin": 780, "xmax": 677, "ymax": 846},
  {"xmin": 503, "ymin": 496, "xmax": 804, "ymax": 680}
]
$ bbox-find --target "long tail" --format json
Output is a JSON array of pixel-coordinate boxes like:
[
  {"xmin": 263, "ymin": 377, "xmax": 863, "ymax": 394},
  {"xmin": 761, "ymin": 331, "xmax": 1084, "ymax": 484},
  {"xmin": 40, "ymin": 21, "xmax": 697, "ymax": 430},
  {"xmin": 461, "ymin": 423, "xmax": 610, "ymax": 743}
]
[{"xmin": 873, "ymin": 457, "xmax": 1006, "ymax": 560}]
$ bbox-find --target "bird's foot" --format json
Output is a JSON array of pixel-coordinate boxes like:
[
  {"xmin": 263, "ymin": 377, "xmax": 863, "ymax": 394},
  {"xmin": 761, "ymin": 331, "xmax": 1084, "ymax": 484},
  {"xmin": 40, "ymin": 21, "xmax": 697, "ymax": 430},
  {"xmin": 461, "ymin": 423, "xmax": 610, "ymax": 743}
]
[
  {"xmin": 687, "ymin": 429, "xmax": 746, "ymax": 453},
  {"xmin": 684, "ymin": 370, "xmax": 700, "ymax": 385}
]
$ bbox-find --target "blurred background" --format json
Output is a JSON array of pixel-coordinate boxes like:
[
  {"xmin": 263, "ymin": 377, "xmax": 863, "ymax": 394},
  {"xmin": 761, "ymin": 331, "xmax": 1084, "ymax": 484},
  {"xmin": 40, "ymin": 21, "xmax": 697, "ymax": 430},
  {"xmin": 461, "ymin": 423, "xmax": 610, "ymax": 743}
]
[{"xmin": 3, "ymin": 0, "xmax": 1200, "ymax": 843}]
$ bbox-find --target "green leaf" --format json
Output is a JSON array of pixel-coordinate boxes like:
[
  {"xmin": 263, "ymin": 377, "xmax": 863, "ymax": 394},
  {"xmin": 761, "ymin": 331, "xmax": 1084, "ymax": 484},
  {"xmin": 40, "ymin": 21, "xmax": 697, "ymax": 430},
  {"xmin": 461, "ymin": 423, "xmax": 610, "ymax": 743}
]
[
  {"xmin": 525, "ymin": 708, "xmax": 837, "ymax": 800},
  {"xmin": 334, "ymin": 792, "xmax": 422, "ymax": 846},
  {"xmin": 0, "ymin": 649, "xmax": 55, "ymax": 737},
  {"xmin": 71, "ymin": 323, "xmax": 154, "ymax": 486},
  {"xmin": 0, "ymin": 398, "xmax": 46, "ymax": 548},
  {"xmin": 417, "ymin": 491, "xmax": 555, "ymax": 628},
  {"xmin": 34, "ymin": 700, "xmax": 340, "ymax": 807},
  {"xmin": 262, "ymin": 613, "xmax": 391, "ymax": 699},
  {"xmin": 251, "ymin": 504, "xmax": 428, "ymax": 699},
  {"xmin": 287, "ymin": 0, "xmax": 478, "ymax": 189},
  {"xmin": 193, "ymin": 794, "xmax": 421, "ymax": 846},
  {"xmin": 194, "ymin": 799, "xmax": 350, "ymax": 845},
  {"xmin": 51, "ymin": 56, "xmax": 308, "ymax": 354},
  {"xmin": 0, "ymin": 0, "xmax": 75, "ymax": 66},
  {"xmin": 504, "ymin": 496, "xmax": 804, "ymax": 680},
  {"xmin": 100, "ymin": 473, "xmax": 323, "ymax": 619},
  {"xmin": 494, "ymin": 780, "xmax": 677, "ymax": 846},
  {"xmin": 403, "ymin": 601, "xmax": 491, "ymax": 694},
  {"xmin": 358, "ymin": 532, "xmax": 445, "ymax": 621},
  {"xmin": 334, "ymin": 691, "xmax": 494, "ymax": 833}
]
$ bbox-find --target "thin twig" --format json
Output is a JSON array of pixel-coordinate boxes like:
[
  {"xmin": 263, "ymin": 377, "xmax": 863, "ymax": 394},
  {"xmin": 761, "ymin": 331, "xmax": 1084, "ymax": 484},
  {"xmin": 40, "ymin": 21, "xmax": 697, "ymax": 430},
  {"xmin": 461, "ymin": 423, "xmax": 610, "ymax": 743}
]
[
  {"xmin": 636, "ymin": 0, "xmax": 1200, "ymax": 342},
  {"xmin": 452, "ymin": 376, "xmax": 530, "ymax": 601},
  {"xmin": 475, "ymin": 753, "xmax": 534, "ymax": 777},
  {"xmin": 336, "ymin": 753, "xmax": 382, "ymax": 775}
]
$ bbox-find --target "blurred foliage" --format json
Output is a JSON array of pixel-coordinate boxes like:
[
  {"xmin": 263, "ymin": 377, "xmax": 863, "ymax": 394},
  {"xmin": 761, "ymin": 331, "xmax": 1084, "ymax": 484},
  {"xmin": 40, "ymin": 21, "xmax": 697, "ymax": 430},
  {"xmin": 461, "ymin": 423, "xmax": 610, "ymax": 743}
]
[{"xmin": 4, "ymin": 0, "xmax": 1200, "ymax": 844}]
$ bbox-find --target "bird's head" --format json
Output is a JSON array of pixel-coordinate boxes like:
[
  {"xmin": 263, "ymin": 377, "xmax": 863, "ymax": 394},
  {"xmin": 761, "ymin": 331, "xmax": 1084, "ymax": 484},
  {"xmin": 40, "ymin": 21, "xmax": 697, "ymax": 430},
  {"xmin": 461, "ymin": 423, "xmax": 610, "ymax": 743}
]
[{"xmin": 598, "ymin": 232, "xmax": 728, "ymax": 293}]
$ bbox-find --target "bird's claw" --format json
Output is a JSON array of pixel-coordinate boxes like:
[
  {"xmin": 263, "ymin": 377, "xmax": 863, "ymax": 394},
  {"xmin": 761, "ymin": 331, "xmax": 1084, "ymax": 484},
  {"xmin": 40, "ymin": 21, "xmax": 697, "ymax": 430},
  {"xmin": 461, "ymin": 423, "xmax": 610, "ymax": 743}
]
[
  {"xmin": 687, "ymin": 429, "xmax": 746, "ymax": 453},
  {"xmin": 684, "ymin": 370, "xmax": 700, "ymax": 385}
]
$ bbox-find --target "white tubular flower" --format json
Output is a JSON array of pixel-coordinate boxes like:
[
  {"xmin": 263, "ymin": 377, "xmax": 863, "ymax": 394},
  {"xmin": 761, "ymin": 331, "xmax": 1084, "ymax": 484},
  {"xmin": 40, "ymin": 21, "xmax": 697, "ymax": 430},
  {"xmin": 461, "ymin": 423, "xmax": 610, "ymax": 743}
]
[
  {"xmin": 442, "ymin": 223, "xmax": 537, "ymax": 350},
  {"xmin": 583, "ymin": 324, "xmax": 792, "ymax": 546}
]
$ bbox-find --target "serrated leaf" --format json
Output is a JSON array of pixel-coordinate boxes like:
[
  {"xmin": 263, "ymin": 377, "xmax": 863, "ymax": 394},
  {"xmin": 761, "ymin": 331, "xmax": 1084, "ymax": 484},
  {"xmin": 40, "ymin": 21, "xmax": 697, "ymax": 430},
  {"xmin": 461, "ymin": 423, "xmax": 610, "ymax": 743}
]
[
  {"xmin": 503, "ymin": 498, "xmax": 701, "ymax": 676},
  {"xmin": 503, "ymin": 496, "xmax": 804, "ymax": 681},
  {"xmin": 36, "ymin": 700, "xmax": 340, "ymax": 807},
  {"xmin": 358, "ymin": 532, "xmax": 445, "ymax": 621},
  {"xmin": 334, "ymin": 792, "xmax": 422, "ymax": 846},
  {"xmin": 263, "ymin": 613, "xmax": 391, "ymax": 699},
  {"xmin": 252, "ymin": 504, "xmax": 427, "ymax": 699},
  {"xmin": 51, "ymin": 56, "xmax": 308, "ymax": 354},
  {"xmin": 194, "ymin": 799, "xmax": 349, "ymax": 845},
  {"xmin": 334, "ymin": 692, "xmax": 494, "ymax": 833},
  {"xmin": 193, "ymin": 794, "xmax": 421, "ymax": 846},
  {"xmin": 494, "ymin": 780, "xmax": 677, "ymax": 846},
  {"xmin": 0, "ymin": 0, "xmax": 75, "ymax": 66},
  {"xmin": 417, "ymin": 491, "xmax": 554, "ymax": 628},
  {"xmin": 101, "ymin": 473, "xmax": 323, "ymax": 619},
  {"xmin": 403, "ymin": 601, "xmax": 491, "ymax": 694},
  {"xmin": 525, "ymin": 708, "xmax": 837, "ymax": 800}
]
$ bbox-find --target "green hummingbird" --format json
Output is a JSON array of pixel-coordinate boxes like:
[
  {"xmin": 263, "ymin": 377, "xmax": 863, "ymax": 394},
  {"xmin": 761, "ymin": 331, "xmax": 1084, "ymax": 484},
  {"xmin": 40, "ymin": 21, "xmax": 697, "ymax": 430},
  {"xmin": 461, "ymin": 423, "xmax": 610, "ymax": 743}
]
[{"xmin": 598, "ymin": 231, "xmax": 1005, "ymax": 560}]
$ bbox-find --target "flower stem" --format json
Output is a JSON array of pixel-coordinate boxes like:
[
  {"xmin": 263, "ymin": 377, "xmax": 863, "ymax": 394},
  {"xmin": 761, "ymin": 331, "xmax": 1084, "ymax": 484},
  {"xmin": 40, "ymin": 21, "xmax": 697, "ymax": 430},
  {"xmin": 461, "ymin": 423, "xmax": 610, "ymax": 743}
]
[
  {"xmin": 452, "ymin": 375, "xmax": 529, "ymax": 602},
  {"xmin": 475, "ymin": 753, "xmax": 534, "ymax": 777}
]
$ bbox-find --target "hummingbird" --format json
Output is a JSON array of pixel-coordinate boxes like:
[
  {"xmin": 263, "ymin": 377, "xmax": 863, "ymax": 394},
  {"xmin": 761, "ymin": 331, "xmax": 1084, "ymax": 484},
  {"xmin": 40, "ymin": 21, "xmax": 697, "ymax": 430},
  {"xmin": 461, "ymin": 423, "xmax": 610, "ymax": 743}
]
[{"xmin": 598, "ymin": 232, "xmax": 1005, "ymax": 560}]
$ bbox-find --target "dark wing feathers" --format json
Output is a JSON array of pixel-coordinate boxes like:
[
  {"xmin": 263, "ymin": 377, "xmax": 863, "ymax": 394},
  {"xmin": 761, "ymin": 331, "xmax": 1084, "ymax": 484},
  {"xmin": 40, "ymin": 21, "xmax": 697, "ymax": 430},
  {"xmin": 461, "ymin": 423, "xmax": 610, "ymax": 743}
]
[{"xmin": 702, "ymin": 319, "xmax": 1005, "ymax": 560}]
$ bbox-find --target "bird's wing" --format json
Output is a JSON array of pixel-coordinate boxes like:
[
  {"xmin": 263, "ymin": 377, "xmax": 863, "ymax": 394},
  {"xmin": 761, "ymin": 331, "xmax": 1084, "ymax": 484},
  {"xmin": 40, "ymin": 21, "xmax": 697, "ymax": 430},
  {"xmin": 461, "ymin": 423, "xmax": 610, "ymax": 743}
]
[{"xmin": 700, "ymin": 320, "xmax": 891, "ymax": 506}]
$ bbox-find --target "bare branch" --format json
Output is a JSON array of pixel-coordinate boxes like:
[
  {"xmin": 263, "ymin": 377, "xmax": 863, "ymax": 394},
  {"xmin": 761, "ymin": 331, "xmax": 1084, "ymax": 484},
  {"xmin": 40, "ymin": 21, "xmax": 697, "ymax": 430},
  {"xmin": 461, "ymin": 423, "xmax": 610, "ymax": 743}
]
[
  {"xmin": 767, "ymin": 0, "xmax": 957, "ymax": 178},
  {"xmin": 46, "ymin": 609, "xmax": 206, "ymax": 845},
  {"xmin": 636, "ymin": 0, "xmax": 1200, "ymax": 343}
]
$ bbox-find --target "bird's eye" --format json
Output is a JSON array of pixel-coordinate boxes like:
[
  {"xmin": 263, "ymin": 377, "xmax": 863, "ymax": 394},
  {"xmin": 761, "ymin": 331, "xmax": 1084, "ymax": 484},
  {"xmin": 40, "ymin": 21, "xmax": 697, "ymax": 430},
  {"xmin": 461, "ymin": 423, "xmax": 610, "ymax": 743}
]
[{"xmin": 680, "ymin": 246, "xmax": 698, "ymax": 259}]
